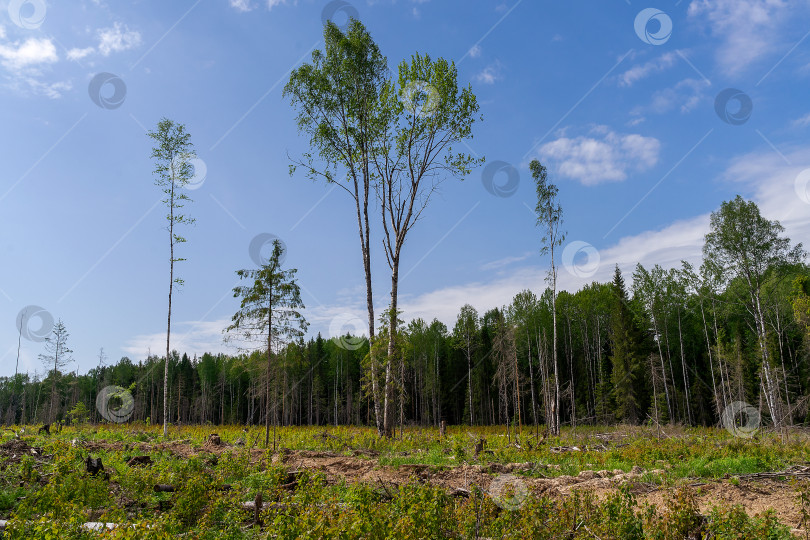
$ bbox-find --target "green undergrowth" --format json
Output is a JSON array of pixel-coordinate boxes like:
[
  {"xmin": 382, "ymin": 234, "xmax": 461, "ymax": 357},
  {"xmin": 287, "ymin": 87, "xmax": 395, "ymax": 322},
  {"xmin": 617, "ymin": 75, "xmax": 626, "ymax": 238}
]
[{"xmin": 0, "ymin": 423, "xmax": 807, "ymax": 538}]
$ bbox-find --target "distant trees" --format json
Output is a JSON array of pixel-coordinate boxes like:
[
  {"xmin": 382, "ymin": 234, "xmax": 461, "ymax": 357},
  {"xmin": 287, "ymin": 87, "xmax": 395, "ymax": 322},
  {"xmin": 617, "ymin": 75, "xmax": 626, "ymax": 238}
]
[
  {"xmin": 148, "ymin": 118, "xmax": 196, "ymax": 438},
  {"xmin": 452, "ymin": 305, "xmax": 479, "ymax": 425},
  {"xmin": 225, "ymin": 239, "xmax": 308, "ymax": 448},
  {"xmin": 609, "ymin": 266, "xmax": 644, "ymax": 423},
  {"xmin": 703, "ymin": 195, "xmax": 805, "ymax": 427}
]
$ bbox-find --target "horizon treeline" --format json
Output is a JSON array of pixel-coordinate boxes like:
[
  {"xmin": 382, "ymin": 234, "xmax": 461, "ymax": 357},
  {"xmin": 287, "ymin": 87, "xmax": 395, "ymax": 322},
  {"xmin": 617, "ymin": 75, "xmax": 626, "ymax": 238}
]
[{"xmin": 3, "ymin": 247, "xmax": 810, "ymax": 430}]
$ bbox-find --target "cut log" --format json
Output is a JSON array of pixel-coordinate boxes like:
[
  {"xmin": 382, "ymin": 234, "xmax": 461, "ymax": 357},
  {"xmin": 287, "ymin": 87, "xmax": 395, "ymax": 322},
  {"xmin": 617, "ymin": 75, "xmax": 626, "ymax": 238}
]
[{"xmin": 154, "ymin": 484, "xmax": 175, "ymax": 493}]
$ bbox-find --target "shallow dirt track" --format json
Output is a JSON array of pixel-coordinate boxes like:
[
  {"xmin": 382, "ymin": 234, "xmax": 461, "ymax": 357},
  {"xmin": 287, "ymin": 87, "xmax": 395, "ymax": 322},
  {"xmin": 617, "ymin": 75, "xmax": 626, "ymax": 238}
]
[{"xmin": 273, "ymin": 449, "xmax": 807, "ymax": 533}]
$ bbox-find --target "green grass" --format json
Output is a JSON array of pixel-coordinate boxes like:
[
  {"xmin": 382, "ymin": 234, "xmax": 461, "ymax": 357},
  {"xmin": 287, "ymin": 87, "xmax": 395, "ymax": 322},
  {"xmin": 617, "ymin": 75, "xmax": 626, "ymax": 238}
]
[{"xmin": 0, "ymin": 423, "xmax": 806, "ymax": 538}]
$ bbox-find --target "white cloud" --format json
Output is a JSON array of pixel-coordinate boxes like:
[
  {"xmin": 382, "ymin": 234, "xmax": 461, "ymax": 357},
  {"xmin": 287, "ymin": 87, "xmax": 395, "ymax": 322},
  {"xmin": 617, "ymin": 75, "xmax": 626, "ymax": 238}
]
[
  {"xmin": 688, "ymin": 0, "xmax": 793, "ymax": 75},
  {"xmin": 0, "ymin": 38, "xmax": 57, "ymax": 71},
  {"xmin": 537, "ymin": 126, "xmax": 661, "ymax": 185},
  {"xmin": 468, "ymin": 44, "xmax": 482, "ymax": 58},
  {"xmin": 66, "ymin": 47, "xmax": 94, "ymax": 61},
  {"xmin": 229, "ymin": 0, "xmax": 294, "ymax": 11},
  {"xmin": 230, "ymin": 0, "xmax": 253, "ymax": 11},
  {"xmin": 98, "ymin": 23, "xmax": 142, "ymax": 56},
  {"xmin": 474, "ymin": 61, "xmax": 503, "ymax": 85},
  {"xmin": 619, "ymin": 52, "xmax": 676, "ymax": 87}
]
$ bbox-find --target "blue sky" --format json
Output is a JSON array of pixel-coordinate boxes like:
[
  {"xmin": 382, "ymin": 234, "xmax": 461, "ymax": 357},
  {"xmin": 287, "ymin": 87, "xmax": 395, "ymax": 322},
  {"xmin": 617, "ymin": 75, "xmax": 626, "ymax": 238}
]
[{"xmin": 2, "ymin": 0, "xmax": 810, "ymax": 378}]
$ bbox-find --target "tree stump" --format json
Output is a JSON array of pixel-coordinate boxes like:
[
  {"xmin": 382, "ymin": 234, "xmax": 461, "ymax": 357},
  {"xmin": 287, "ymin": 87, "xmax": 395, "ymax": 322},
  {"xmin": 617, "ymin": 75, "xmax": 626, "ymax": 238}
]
[
  {"xmin": 253, "ymin": 492, "xmax": 262, "ymax": 525},
  {"xmin": 85, "ymin": 456, "xmax": 104, "ymax": 475}
]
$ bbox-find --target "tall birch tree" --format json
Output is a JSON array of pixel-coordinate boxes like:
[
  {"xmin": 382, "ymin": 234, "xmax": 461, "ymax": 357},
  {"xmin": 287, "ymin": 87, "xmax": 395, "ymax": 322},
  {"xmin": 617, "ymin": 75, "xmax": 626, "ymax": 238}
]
[{"xmin": 148, "ymin": 118, "xmax": 196, "ymax": 438}]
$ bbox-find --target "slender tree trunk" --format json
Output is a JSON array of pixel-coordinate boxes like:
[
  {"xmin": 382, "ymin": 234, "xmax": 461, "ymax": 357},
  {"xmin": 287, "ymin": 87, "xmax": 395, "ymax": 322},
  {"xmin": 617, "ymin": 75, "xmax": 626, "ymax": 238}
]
[
  {"xmin": 650, "ymin": 307, "xmax": 673, "ymax": 422},
  {"xmin": 527, "ymin": 332, "xmax": 538, "ymax": 429},
  {"xmin": 467, "ymin": 342, "xmax": 474, "ymax": 425},
  {"xmin": 551, "ymin": 249, "xmax": 560, "ymax": 436},
  {"xmin": 164, "ymin": 175, "xmax": 175, "ymax": 438},
  {"xmin": 266, "ymin": 293, "xmax": 274, "ymax": 449},
  {"xmin": 383, "ymin": 253, "xmax": 400, "ymax": 437},
  {"xmin": 677, "ymin": 311, "xmax": 692, "ymax": 424},
  {"xmin": 699, "ymin": 299, "xmax": 722, "ymax": 417}
]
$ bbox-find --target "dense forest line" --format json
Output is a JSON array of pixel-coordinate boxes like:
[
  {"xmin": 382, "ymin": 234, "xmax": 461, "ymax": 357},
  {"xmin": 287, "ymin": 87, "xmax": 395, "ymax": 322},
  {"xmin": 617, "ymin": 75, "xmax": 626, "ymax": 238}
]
[{"xmin": 4, "ymin": 198, "xmax": 810, "ymax": 432}]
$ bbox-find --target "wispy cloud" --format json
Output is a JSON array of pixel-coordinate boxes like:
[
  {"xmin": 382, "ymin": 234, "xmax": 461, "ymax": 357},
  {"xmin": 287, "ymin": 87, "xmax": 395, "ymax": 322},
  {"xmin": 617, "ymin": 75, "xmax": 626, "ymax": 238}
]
[
  {"xmin": 480, "ymin": 252, "xmax": 533, "ymax": 271},
  {"xmin": 793, "ymin": 113, "xmax": 810, "ymax": 127},
  {"xmin": 618, "ymin": 52, "xmax": 677, "ymax": 87},
  {"xmin": 688, "ymin": 0, "xmax": 794, "ymax": 75},
  {"xmin": 631, "ymin": 78, "xmax": 711, "ymax": 118}
]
